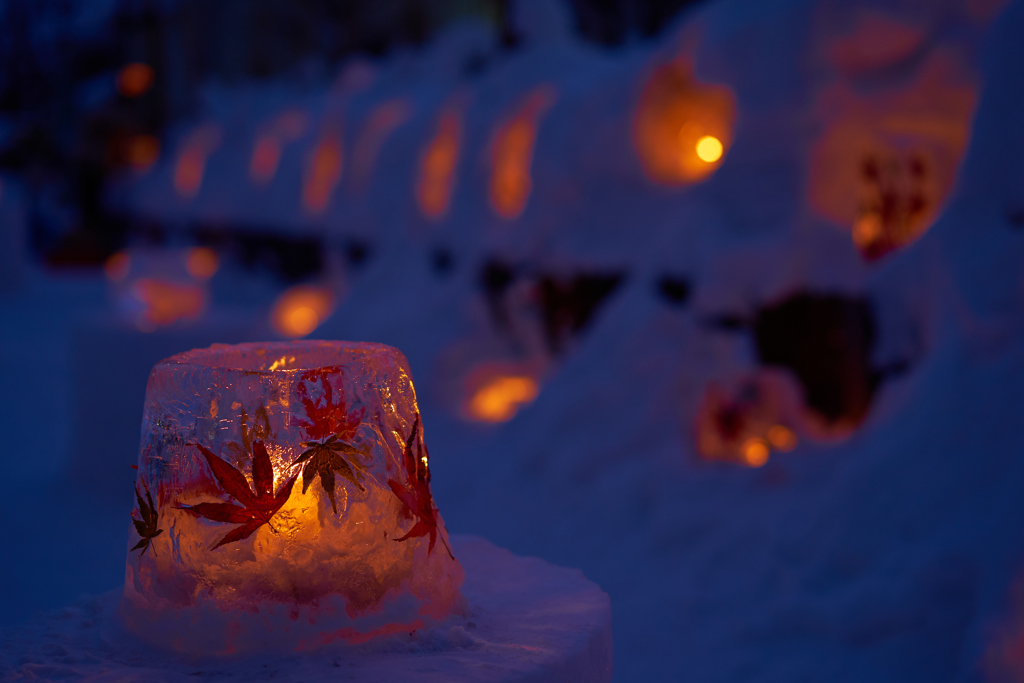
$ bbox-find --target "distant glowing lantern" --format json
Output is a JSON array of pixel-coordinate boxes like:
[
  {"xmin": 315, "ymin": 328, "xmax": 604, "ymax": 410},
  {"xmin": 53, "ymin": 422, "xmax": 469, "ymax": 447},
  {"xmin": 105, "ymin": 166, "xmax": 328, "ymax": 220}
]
[
  {"xmin": 105, "ymin": 247, "xmax": 213, "ymax": 331},
  {"xmin": 270, "ymin": 285, "xmax": 335, "ymax": 338},
  {"xmin": 633, "ymin": 61, "xmax": 736, "ymax": 185},
  {"xmin": 303, "ymin": 131, "xmax": 343, "ymax": 214},
  {"xmin": 174, "ymin": 125, "xmax": 222, "ymax": 199},
  {"xmin": 185, "ymin": 247, "xmax": 219, "ymax": 280},
  {"xmin": 809, "ymin": 49, "xmax": 977, "ymax": 260},
  {"xmin": 126, "ymin": 135, "xmax": 160, "ymax": 172},
  {"xmin": 350, "ymin": 99, "xmax": 411, "ymax": 192},
  {"xmin": 417, "ymin": 105, "xmax": 463, "ymax": 221},
  {"xmin": 118, "ymin": 63, "xmax": 154, "ymax": 98},
  {"xmin": 466, "ymin": 374, "xmax": 539, "ymax": 423},
  {"xmin": 489, "ymin": 85, "xmax": 558, "ymax": 220},
  {"xmin": 123, "ymin": 341, "xmax": 464, "ymax": 654}
]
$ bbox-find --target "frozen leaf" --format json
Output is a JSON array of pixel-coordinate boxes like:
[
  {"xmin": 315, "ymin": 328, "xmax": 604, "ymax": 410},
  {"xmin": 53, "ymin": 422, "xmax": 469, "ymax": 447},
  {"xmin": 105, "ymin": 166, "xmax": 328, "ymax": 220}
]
[
  {"xmin": 130, "ymin": 480, "xmax": 163, "ymax": 557},
  {"xmin": 388, "ymin": 415, "xmax": 453, "ymax": 559}
]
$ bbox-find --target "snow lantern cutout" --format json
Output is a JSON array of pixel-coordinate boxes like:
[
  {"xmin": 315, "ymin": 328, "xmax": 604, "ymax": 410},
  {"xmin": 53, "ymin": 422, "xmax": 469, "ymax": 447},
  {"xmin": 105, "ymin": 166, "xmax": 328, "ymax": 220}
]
[
  {"xmin": 809, "ymin": 49, "xmax": 977, "ymax": 260},
  {"xmin": 174, "ymin": 124, "xmax": 222, "ymax": 199},
  {"xmin": 303, "ymin": 128, "xmax": 344, "ymax": 215},
  {"xmin": 694, "ymin": 371, "xmax": 802, "ymax": 467},
  {"xmin": 104, "ymin": 247, "xmax": 217, "ymax": 331},
  {"xmin": 350, "ymin": 99, "xmax": 412, "ymax": 193},
  {"xmin": 416, "ymin": 103, "xmax": 464, "ymax": 221},
  {"xmin": 461, "ymin": 361, "xmax": 542, "ymax": 423},
  {"xmin": 633, "ymin": 60, "xmax": 736, "ymax": 185},
  {"xmin": 489, "ymin": 85, "xmax": 558, "ymax": 220},
  {"xmin": 123, "ymin": 341, "xmax": 464, "ymax": 655},
  {"xmin": 250, "ymin": 109, "xmax": 309, "ymax": 185}
]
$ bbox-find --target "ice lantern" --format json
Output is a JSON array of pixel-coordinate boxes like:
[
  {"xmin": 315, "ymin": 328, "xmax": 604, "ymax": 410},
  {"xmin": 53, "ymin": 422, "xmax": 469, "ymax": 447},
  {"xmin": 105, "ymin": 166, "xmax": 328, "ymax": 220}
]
[{"xmin": 123, "ymin": 341, "xmax": 464, "ymax": 654}]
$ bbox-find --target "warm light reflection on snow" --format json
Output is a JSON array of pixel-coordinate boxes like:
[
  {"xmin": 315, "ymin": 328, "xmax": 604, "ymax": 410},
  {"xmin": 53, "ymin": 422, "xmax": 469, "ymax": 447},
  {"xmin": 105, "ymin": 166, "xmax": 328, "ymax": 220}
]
[
  {"xmin": 251, "ymin": 110, "xmax": 309, "ymax": 185},
  {"xmin": 467, "ymin": 375, "xmax": 539, "ymax": 423},
  {"xmin": 417, "ymin": 105, "xmax": 463, "ymax": 220},
  {"xmin": 270, "ymin": 285, "xmax": 335, "ymax": 338},
  {"xmin": 489, "ymin": 86, "xmax": 557, "ymax": 220}
]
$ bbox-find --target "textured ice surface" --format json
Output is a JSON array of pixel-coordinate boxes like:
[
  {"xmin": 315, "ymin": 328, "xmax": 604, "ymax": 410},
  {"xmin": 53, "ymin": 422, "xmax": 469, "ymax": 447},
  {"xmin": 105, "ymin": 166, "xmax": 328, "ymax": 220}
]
[{"xmin": 123, "ymin": 341, "xmax": 463, "ymax": 654}]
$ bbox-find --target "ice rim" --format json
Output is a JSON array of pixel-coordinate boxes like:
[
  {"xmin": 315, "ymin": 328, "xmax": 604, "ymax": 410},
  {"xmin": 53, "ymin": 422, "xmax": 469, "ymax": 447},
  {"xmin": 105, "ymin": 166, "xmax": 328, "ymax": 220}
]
[{"xmin": 123, "ymin": 340, "xmax": 465, "ymax": 655}]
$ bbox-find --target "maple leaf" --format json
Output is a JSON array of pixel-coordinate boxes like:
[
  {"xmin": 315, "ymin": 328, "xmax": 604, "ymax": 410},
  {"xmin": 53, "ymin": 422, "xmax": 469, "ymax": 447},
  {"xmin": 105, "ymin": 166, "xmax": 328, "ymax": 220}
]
[
  {"xmin": 290, "ymin": 369, "xmax": 368, "ymax": 514},
  {"xmin": 291, "ymin": 368, "xmax": 365, "ymax": 442},
  {"xmin": 130, "ymin": 479, "xmax": 162, "ymax": 557},
  {"xmin": 294, "ymin": 435, "xmax": 371, "ymax": 514},
  {"xmin": 178, "ymin": 441, "xmax": 298, "ymax": 550},
  {"xmin": 387, "ymin": 415, "xmax": 453, "ymax": 559}
]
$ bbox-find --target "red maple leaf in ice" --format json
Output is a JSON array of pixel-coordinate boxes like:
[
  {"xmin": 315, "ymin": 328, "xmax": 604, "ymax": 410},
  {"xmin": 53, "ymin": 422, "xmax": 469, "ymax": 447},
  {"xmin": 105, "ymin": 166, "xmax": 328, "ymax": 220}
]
[
  {"xmin": 291, "ymin": 368, "xmax": 365, "ymax": 442},
  {"xmin": 388, "ymin": 415, "xmax": 453, "ymax": 559},
  {"xmin": 178, "ymin": 441, "xmax": 297, "ymax": 549},
  {"xmin": 290, "ymin": 368, "xmax": 368, "ymax": 513}
]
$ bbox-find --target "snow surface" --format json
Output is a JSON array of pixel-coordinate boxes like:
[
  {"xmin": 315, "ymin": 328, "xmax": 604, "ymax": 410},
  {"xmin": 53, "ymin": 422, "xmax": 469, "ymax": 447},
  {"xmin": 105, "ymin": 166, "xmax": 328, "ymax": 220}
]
[
  {"xmin": 3, "ymin": 0, "xmax": 1024, "ymax": 681},
  {"xmin": 0, "ymin": 535, "xmax": 611, "ymax": 682}
]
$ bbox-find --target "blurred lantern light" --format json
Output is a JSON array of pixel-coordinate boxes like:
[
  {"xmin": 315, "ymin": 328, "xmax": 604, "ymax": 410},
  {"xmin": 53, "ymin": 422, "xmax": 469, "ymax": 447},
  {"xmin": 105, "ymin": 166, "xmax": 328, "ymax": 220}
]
[
  {"xmin": 741, "ymin": 438, "xmax": 769, "ymax": 467},
  {"xmin": 466, "ymin": 375, "xmax": 539, "ymax": 423},
  {"xmin": 131, "ymin": 279, "xmax": 205, "ymax": 330},
  {"xmin": 489, "ymin": 85, "xmax": 558, "ymax": 220},
  {"xmin": 118, "ymin": 63, "xmax": 154, "ymax": 98},
  {"xmin": 271, "ymin": 285, "xmax": 335, "ymax": 338},
  {"xmin": 303, "ymin": 132, "xmax": 343, "ymax": 214},
  {"xmin": 417, "ymin": 106, "xmax": 463, "ymax": 221},
  {"xmin": 126, "ymin": 135, "xmax": 160, "ymax": 172},
  {"xmin": 350, "ymin": 99, "xmax": 411, "ymax": 192},
  {"xmin": 695, "ymin": 135, "xmax": 724, "ymax": 163},
  {"xmin": 104, "ymin": 251, "xmax": 131, "ymax": 282},
  {"xmin": 250, "ymin": 109, "xmax": 309, "ymax": 186},
  {"xmin": 185, "ymin": 247, "xmax": 219, "ymax": 280},
  {"xmin": 634, "ymin": 62, "xmax": 735, "ymax": 185},
  {"xmin": 174, "ymin": 125, "xmax": 221, "ymax": 199},
  {"xmin": 808, "ymin": 49, "xmax": 976, "ymax": 260},
  {"xmin": 766, "ymin": 424, "xmax": 798, "ymax": 452}
]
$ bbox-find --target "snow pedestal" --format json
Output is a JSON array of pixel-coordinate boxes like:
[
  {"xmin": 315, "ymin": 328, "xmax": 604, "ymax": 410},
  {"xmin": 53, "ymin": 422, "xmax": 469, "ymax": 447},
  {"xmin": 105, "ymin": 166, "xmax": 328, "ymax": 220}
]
[
  {"xmin": 123, "ymin": 341, "xmax": 464, "ymax": 654},
  {"xmin": 4, "ymin": 535, "xmax": 612, "ymax": 682}
]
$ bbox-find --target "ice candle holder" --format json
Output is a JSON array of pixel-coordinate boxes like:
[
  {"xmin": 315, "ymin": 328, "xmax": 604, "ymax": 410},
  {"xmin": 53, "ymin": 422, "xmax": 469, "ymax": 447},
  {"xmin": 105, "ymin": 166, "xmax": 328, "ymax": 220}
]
[{"xmin": 122, "ymin": 341, "xmax": 464, "ymax": 654}]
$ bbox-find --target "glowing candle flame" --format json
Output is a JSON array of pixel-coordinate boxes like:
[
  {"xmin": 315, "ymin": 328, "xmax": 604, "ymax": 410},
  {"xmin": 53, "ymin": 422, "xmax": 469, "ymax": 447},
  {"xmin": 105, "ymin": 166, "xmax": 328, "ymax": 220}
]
[
  {"xmin": 695, "ymin": 135, "xmax": 724, "ymax": 163},
  {"xmin": 467, "ymin": 375, "xmax": 539, "ymax": 423},
  {"xmin": 741, "ymin": 438, "xmax": 769, "ymax": 467}
]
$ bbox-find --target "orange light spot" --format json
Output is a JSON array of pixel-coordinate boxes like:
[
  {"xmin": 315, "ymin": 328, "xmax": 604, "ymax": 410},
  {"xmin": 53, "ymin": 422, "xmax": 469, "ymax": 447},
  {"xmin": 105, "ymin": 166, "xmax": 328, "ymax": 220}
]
[
  {"xmin": 270, "ymin": 285, "xmax": 334, "ymax": 338},
  {"xmin": 417, "ymin": 107, "xmax": 462, "ymax": 220},
  {"xmin": 489, "ymin": 86, "xmax": 557, "ymax": 220},
  {"xmin": 634, "ymin": 62, "xmax": 735, "ymax": 185},
  {"xmin": 126, "ymin": 134, "xmax": 160, "ymax": 172},
  {"xmin": 104, "ymin": 251, "xmax": 131, "ymax": 281},
  {"xmin": 741, "ymin": 438, "xmax": 770, "ymax": 467},
  {"xmin": 350, "ymin": 99, "xmax": 411, "ymax": 192},
  {"xmin": 695, "ymin": 135, "xmax": 723, "ymax": 163},
  {"xmin": 250, "ymin": 136, "xmax": 281, "ymax": 185},
  {"xmin": 185, "ymin": 247, "xmax": 219, "ymax": 280},
  {"xmin": 467, "ymin": 375, "xmax": 539, "ymax": 423},
  {"xmin": 303, "ymin": 133, "xmax": 343, "ymax": 214},
  {"xmin": 118, "ymin": 63, "xmax": 154, "ymax": 98},
  {"xmin": 131, "ymin": 278, "xmax": 206, "ymax": 328},
  {"xmin": 766, "ymin": 425, "xmax": 797, "ymax": 452},
  {"xmin": 174, "ymin": 125, "xmax": 221, "ymax": 199}
]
